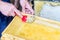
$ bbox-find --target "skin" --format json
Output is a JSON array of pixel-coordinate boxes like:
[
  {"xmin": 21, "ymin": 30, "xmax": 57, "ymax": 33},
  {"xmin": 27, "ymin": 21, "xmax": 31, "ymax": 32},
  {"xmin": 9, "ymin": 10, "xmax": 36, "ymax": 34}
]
[
  {"xmin": 0, "ymin": 0, "xmax": 34, "ymax": 18},
  {"xmin": 0, "ymin": 1, "xmax": 22, "ymax": 18},
  {"xmin": 20, "ymin": 0, "xmax": 34, "ymax": 15}
]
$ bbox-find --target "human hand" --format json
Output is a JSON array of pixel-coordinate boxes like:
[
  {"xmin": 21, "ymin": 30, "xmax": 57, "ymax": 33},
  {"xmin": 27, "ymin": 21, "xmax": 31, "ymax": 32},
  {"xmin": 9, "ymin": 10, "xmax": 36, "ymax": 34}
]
[
  {"xmin": 0, "ymin": 1, "xmax": 22, "ymax": 18},
  {"xmin": 20, "ymin": 0, "xmax": 34, "ymax": 15}
]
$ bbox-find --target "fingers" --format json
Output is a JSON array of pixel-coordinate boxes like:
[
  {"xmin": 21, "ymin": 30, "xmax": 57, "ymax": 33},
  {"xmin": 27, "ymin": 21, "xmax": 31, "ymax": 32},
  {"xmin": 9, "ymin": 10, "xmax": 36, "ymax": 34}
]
[
  {"xmin": 19, "ymin": 0, "xmax": 34, "ymax": 14},
  {"xmin": 7, "ymin": 5, "xmax": 23, "ymax": 18},
  {"xmin": 25, "ymin": 9, "xmax": 34, "ymax": 15},
  {"xmin": 25, "ymin": 2, "xmax": 34, "ymax": 15},
  {"xmin": 7, "ymin": 5, "xmax": 16, "ymax": 16},
  {"xmin": 19, "ymin": 0, "xmax": 26, "ymax": 13},
  {"xmin": 25, "ymin": 8, "xmax": 32, "ymax": 14},
  {"xmin": 26, "ymin": 3, "xmax": 34, "ymax": 15},
  {"xmin": 14, "ymin": 8, "xmax": 23, "ymax": 18}
]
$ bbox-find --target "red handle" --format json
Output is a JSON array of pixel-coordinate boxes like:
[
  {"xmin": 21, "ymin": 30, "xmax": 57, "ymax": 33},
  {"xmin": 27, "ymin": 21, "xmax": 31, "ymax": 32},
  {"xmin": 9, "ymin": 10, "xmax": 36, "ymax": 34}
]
[
  {"xmin": 14, "ymin": 12, "xmax": 27, "ymax": 22},
  {"xmin": 22, "ymin": 15, "xmax": 27, "ymax": 22}
]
